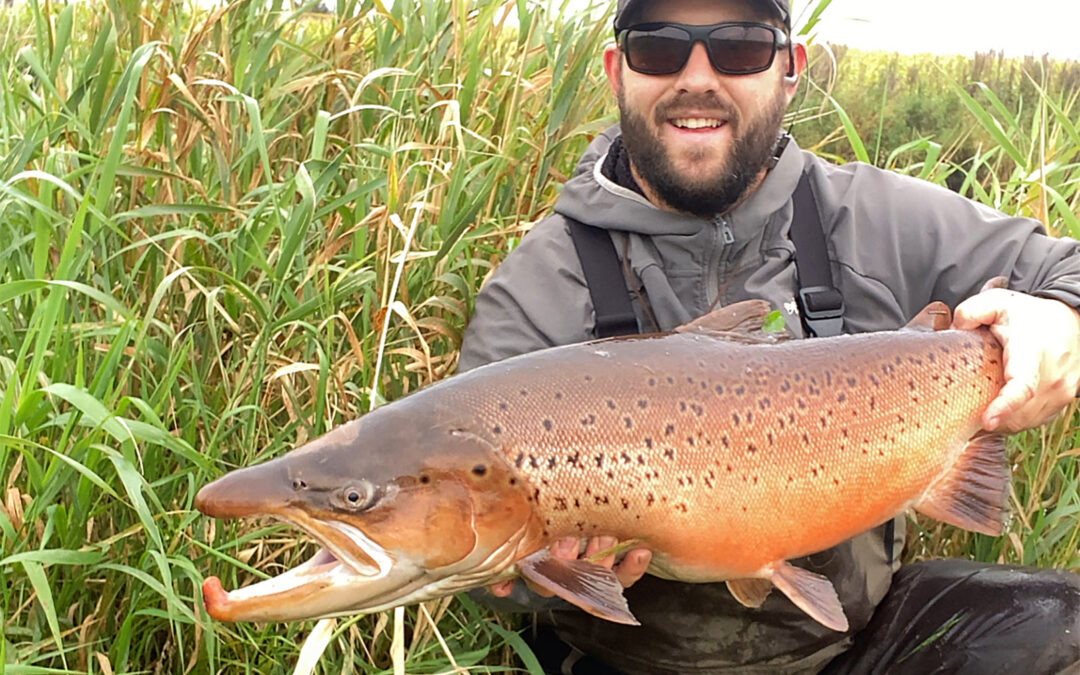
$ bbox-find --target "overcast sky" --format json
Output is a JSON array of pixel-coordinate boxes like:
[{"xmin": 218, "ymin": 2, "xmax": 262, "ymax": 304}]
[
  {"xmin": 565, "ymin": 0, "xmax": 1080, "ymax": 60},
  {"xmin": 796, "ymin": 0, "xmax": 1080, "ymax": 59}
]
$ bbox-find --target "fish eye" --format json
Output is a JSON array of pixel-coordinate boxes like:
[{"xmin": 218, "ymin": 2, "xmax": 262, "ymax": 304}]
[{"xmin": 339, "ymin": 483, "xmax": 377, "ymax": 511}]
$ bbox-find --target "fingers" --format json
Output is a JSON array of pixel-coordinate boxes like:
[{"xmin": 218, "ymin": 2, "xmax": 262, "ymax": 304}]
[
  {"xmin": 585, "ymin": 536, "xmax": 617, "ymax": 568},
  {"xmin": 488, "ymin": 536, "xmax": 654, "ymax": 598},
  {"xmin": 952, "ymin": 290, "xmax": 1005, "ymax": 331},
  {"xmin": 615, "ymin": 549, "xmax": 652, "ymax": 588},
  {"xmin": 489, "ymin": 579, "xmax": 515, "ymax": 597},
  {"xmin": 984, "ymin": 354, "xmax": 1039, "ymax": 431}
]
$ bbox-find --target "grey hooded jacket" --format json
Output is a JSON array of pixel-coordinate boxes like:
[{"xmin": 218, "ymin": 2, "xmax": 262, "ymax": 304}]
[{"xmin": 458, "ymin": 126, "xmax": 1080, "ymax": 674}]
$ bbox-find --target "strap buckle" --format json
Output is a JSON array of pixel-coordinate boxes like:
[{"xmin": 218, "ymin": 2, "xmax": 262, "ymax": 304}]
[{"xmin": 798, "ymin": 285, "xmax": 844, "ymax": 337}]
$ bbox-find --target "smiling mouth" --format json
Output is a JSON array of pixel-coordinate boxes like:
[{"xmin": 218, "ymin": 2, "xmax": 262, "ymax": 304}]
[{"xmin": 669, "ymin": 117, "xmax": 727, "ymax": 131}]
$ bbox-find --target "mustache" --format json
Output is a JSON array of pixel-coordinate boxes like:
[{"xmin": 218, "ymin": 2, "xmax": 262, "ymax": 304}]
[{"xmin": 654, "ymin": 94, "xmax": 739, "ymax": 124}]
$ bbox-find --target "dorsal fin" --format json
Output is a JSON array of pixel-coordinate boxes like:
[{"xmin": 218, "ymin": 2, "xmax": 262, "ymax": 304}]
[
  {"xmin": 904, "ymin": 302, "xmax": 952, "ymax": 332},
  {"xmin": 675, "ymin": 300, "xmax": 790, "ymax": 343}
]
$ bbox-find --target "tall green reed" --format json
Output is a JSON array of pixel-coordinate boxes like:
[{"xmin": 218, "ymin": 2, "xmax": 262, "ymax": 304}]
[{"xmin": 1, "ymin": 0, "xmax": 613, "ymax": 671}]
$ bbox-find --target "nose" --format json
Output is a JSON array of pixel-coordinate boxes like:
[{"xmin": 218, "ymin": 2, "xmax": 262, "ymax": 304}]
[{"xmin": 673, "ymin": 42, "xmax": 719, "ymax": 92}]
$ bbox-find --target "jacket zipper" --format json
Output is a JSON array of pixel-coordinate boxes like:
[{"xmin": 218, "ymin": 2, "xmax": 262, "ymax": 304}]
[{"xmin": 707, "ymin": 215, "xmax": 735, "ymax": 307}]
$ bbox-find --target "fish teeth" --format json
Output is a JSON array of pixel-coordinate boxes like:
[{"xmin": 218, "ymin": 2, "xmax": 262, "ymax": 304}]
[{"xmin": 672, "ymin": 118, "xmax": 723, "ymax": 130}]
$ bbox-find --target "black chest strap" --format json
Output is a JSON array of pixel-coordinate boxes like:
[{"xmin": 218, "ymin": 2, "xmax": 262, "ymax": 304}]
[
  {"xmin": 568, "ymin": 218, "xmax": 639, "ymax": 338},
  {"xmin": 790, "ymin": 172, "xmax": 844, "ymax": 338}
]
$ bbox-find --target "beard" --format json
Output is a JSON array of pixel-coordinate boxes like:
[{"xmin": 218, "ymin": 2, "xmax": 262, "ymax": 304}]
[{"xmin": 618, "ymin": 85, "xmax": 788, "ymax": 218}]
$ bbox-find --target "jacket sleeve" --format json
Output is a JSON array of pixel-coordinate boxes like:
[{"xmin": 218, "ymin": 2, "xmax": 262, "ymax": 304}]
[
  {"xmin": 458, "ymin": 216, "xmax": 596, "ymax": 373},
  {"xmin": 459, "ymin": 215, "xmax": 593, "ymax": 613},
  {"xmin": 816, "ymin": 161, "xmax": 1080, "ymax": 320}
]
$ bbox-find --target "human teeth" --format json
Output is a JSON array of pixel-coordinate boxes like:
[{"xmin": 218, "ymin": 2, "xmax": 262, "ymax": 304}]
[{"xmin": 672, "ymin": 118, "xmax": 723, "ymax": 129}]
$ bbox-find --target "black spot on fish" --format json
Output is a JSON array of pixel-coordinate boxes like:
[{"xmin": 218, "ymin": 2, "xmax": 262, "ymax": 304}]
[
  {"xmin": 716, "ymin": 385, "xmax": 725, "ymax": 395},
  {"xmin": 625, "ymin": 417, "xmax": 633, "ymax": 429},
  {"xmin": 595, "ymin": 454, "xmax": 605, "ymax": 468},
  {"xmin": 529, "ymin": 455, "xmax": 539, "ymax": 468},
  {"xmin": 908, "ymin": 379, "xmax": 916, "ymax": 391},
  {"xmin": 726, "ymin": 464, "xmax": 733, "ymax": 472},
  {"xmin": 543, "ymin": 419, "xmax": 553, "ymax": 431},
  {"xmin": 472, "ymin": 465, "xmax": 487, "ymax": 477},
  {"xmin": 667, "ymin": 376, "xmax": 675, "ymax": 384},
  {"xmin": 567, "ymin": 452, "xmax": 581, "ymax": 467},
  {"xmin": 622, "ymin": 498, "xmax": 630, "ymax": 509},
  {"xmin": 645, "ymin": 438, "xmax": 654, "ymax": 449},
  {"xmin": 649, "ymin": 378, "xmax": 657, "ymax": 387},
  {"xmin": 509, "ymin": 478, "xmax": 517, "ymax": 486},
  {"xmin": 797, "ymin": 399, "xmax": 807, "ymax": 410},
  {"xmin": 607, "ymin": 400, "xmax": 617, "ymax": 410},
  {"xmin": 781, "ymin": 381, "xmax": 791, "ymax": 393},
  {"xmin": 554, "ymin": 497, "xmax": 568, "ymax": 511},
  {"xmin": 722, "ymin": 436, "xmax": 730, "ymax": 448},
  {"xmin": 621, "ymin": 451, "xmax": 632, "ymax": 464},
  {"xmin": 514, "ymin": 453, "xmax": 525, "ymax": 469},
  {"xmin": 607, "ymin": 470, "xmax": 615, "ymax": 479},
  {"xmin": 499, "ymin": 402, "xmax": 508, "ymax": 411},
  {"xmin": 555, "ymin": 392, "xmax": 564, "ymax": 400},
  {"xmin": 837, "ymin": 392, "xmax": 847, "ymax": 403},
  {"xmin": 687, "ymin": 436, "xmax": 695, "ymax": 446},
  {"xmin": 680, "ymin": 401, "xmax": 688, "ymax": 412},
  {"xmin": 735, "ymin": 385, "xmax": 746, "ymax": 396},
  {"xmin": 802, "ymin": 432, "xmax": 810, "ymax": 444},
  {"xmin": 419, "ymin": 475, "xmax": 430, "ymax": 485},
  {"xmin": 747, "ymin": 443, "xmax": 757, "ymax": 454},
  {"xmin": 521, "ymin": 389, "xmax": 529, "ymax": 397},
  {"xmin": 665, "ymin": 424, "xmax": 676, "ymax": 436},
  {"xmin": 664, "ymin": 448, "xmax": 675, "ymax": 460},
  {"xmin": 733, "ymin": 413, "xmax": 741, "ymax": 425},
  {"xmin": 753, "ymin": 476, "xmax": 759, "ymax": 485},
  {"xmin": 647, "ymin": 493, "xmax": 656, "ymax": 506},
  {"xmin": 639, "ymin": 400, "xmax": 648, "ymax": 409},
  {"xmin": 746, "ymin": 411, "xmax": 754, "ymax": 423},
  {"xmin": 548, "ymin": 457, "xmax": 557, "ymax": 469},
  {"xmin": 638, "ymin": 454, "xmax": 646, "ymax": 465},
  {"xmin": 585, "ymin": 375, "xmax": 594, "ymax": 382},
  {"xmin": 493, "ymin": 426, "xmax": 502, "ymax": 435}
]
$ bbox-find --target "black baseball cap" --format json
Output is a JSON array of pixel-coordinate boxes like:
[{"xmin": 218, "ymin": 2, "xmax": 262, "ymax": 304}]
[{"xmin": 614, "ymin": 0, "xmax": 791, "ymax": 31}]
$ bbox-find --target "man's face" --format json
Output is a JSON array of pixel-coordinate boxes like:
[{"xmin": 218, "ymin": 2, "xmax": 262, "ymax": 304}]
[{"xmin": 604, "ymin": 0, "xmax": 803, "ymax": 217}]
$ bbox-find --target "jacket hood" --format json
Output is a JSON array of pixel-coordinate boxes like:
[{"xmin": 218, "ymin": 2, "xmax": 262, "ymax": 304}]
[{"xmin": 554, "ymin": 124, "xmax": 807, "ymax": 240}]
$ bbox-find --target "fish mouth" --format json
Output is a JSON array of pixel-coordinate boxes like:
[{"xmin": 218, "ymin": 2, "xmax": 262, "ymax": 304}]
[{"xmin": 202, "ymin": 512, "xmax": 402, "ymax": 623}]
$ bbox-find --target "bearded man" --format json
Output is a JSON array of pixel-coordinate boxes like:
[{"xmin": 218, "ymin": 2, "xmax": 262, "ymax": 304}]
[{"xmin": 459, "ymin": 0, "xmax": 1080, "ymax": 672}]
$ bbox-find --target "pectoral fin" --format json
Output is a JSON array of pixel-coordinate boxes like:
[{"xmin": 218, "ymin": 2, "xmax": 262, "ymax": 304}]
[
  {"xmin": 769, "ymin": 562, "xmax": 849, "ymax": 632},
  {"xmin": 518, "ymin": 549, "xmax": 640, "ymax": 626},
  {"xmin": 726, "ymin": 578, "xmax": 773, "ymax": 608}
]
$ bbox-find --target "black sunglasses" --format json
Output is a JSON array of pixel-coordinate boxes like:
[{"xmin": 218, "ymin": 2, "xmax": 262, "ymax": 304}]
[{"xmin": 617, "ymin": 22, "xmax": 793, "ymax": 77}]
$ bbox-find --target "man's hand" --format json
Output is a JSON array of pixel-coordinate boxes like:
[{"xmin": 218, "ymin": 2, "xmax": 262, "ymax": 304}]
[
  {"xmin": 953, "ymin": 289, "xmax": 1080, "ymax": 433},
  {"xmin": 489, "ymin": 536, "xmax": 652, "ymax": 598}
]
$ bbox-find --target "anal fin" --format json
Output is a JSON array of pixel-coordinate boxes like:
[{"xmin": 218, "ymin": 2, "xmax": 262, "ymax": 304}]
[
  {"xmin": 518, "ymin": 549, "xmax": 639, "ymax": 626},
  {"xmin": 727, "ymin": 578, "xmax": 773, "ymax": 608},
  {"xmin": 770, "ymin": 562, "xmax": 849, "ymax": 632},
  {"xmin": 915, "ymin": 432, "xmax": 1009, "ymax": 536}
]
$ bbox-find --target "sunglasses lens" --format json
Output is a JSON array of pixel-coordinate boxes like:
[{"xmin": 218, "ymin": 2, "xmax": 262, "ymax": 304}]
[
  {"xmin": 707, "ymin": 25, "xmax": 778, "ymax": 74},
  {"xmin": 624, "ymin": 26, "xmax": 693, "ymax": 75}
]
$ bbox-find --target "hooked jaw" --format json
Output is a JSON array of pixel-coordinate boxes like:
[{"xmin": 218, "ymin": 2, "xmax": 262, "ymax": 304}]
[{"xmin": 195, "ymin": 462, "xmax": 398, "ymax": 622}]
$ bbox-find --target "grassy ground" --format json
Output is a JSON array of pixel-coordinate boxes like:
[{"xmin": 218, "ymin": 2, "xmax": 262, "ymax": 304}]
[{"xmin": 2, "ymin": 0, "xmax": 1079, "ymax": 673}]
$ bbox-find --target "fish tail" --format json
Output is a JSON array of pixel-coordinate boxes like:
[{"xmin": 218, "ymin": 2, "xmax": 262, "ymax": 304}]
[{"xmin": 915, "ymin": 432, "xmax": 1010, "ymax": 536}]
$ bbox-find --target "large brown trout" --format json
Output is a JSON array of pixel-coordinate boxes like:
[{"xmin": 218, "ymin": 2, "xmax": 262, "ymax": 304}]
[{"xmin": 195, "ymin": 299, "xmax": 1009, "ymax": 632}]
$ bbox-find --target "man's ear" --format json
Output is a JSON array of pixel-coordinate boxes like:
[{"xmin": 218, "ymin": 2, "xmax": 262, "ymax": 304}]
[
  {"xmin": 604, "ymin": 45, "xmax": 623, "ymax": 98},
  {"xmin": 783, "ymin": 42, "xmax": 808, "ymax": 101}
]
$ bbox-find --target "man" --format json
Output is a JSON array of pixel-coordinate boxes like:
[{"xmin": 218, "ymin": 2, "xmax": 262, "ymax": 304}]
[{"xmin": 458, "ymin": 0, "xmax": 1080, "ymax": 672}]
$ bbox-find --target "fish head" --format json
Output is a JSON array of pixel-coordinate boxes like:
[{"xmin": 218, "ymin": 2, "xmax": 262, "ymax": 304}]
[{"xmin": 195, "ymin": 400, "xmax": 542, "ymax": 622}]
